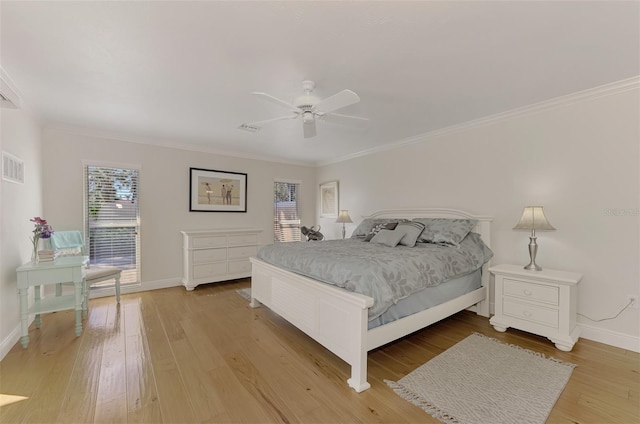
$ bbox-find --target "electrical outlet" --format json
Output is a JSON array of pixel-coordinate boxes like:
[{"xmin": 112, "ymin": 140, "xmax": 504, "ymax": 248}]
[{"xmin": 629, "ymin": 295, "xmax": 639, "ymax": 309}]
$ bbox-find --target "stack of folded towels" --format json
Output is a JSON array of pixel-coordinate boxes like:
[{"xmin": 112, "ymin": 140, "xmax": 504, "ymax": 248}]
[{"xmin": 38, "ymin": 249, "xmax": 60, "ymax": 262}]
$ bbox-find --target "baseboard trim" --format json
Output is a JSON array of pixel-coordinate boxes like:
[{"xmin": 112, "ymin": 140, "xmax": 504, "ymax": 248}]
[
  {"xmin": 578, "ymin": 323, "xmax": 640, "ymax": 353},
  {"xmin": 0, "ymin": 316, "xmax": 33, "ymax": 361},
  {"xmin": 88, "ymin": 277, "xmax": 182, "ymax": 299}
]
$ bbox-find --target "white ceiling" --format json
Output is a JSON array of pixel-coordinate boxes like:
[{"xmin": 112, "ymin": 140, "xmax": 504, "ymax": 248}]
[{"xmin": 1, "ymin": 1, "xmax": 638, "ymax": 165}]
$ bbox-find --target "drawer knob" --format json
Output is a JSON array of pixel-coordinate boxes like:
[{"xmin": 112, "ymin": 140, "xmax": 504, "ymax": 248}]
[
  {"xmin": 523, "ymin": 289, "xmax": 533, "ymax": 296},
  {"xmin": 523, "ymin": 310, "xmax": 533, "ymax": 317}
]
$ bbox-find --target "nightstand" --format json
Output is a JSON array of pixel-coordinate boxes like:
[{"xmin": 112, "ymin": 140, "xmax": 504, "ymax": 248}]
[{"xmin": 489, "ymin": 264, "xmax": 582, "ymax": 351}]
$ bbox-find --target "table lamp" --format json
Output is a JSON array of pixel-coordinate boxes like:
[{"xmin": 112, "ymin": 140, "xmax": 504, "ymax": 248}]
[
  {"xmin": 513, "ymin": 206, "xmax": 555, "ymax": 271},
  {"xmin": 336, "ymin": 210, "xmax": 353, "ymax": 239}
]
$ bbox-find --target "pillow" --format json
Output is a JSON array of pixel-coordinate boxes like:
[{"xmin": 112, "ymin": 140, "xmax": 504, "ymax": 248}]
[
  {"xmin": 351, "ymin": 218, "xmax": 407, "ymax": 238},
  {"xmin": 363, "ymin": 222, "xmax": 399, "ymax": 242},
  {"xmin": 413, "ymin": 218, "xmax": 477, "ymax": 247},
  {"xmin": 395, "ymin": 221, "xmax": 426, "ymax": 247},
  {"xmin": 369, "ymin": 229, "xmax": 405, "ymax": 247}
]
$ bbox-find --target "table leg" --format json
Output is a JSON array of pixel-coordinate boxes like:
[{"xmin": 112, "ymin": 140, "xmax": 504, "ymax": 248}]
[
  {"xmin": 19, "ymin": 288, "xmax": 29, "ymax": 348},
  {"xmin": 74, "ymin": 282, "xmax": 83, "ymax": 336},
  {"xmin": 34, "ymin": 285, "xmax": 41, "ymax": 329}
]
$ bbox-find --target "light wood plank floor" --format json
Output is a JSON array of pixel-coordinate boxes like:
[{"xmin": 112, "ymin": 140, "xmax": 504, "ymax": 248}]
[{"xmin": 1, "ymin": 279, "xmax": 638, "ymax": 423}]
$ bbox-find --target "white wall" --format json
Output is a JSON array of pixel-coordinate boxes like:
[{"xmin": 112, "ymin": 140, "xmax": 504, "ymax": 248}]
[
  {"xmin": 41, "ymin": 129, "xmax": 316, "ymax": 289},
  {"xmin": 317, "ymin": 86, "xmax": 640, "ymax": 351},
  {"xmin": 0, "ymin": 106, "xmax": 43, "ymax": 358}
]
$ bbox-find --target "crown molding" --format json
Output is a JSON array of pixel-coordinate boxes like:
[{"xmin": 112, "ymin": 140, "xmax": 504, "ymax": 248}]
[
  {"xmin": 44, "ymin": 124, "xmax": 314, "ymax": 167},
  {"xmin": 317, "ymin": 76, "xmax": 640, "ymax": 167}
]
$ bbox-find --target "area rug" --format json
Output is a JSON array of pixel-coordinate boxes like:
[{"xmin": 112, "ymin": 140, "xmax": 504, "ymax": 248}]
[
  {"xmin": 386, "ymin": 333, "xmax": 576, "ymax": 424},
  {"xmin": 236, "ymin": 288, "xmax": 251, "ymax": 300}
]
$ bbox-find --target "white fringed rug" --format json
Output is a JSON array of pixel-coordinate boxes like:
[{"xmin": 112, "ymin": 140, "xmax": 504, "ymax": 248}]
[
  {"xmin": 386, "ymin": 333, "xmax": 576, "ymax": 424},
  {"xmin": 236, "ymin": 288, "xmax": 251, "ymax": 300}
]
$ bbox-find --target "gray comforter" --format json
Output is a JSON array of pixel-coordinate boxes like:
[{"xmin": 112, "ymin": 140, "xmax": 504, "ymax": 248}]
[{"xmin": 256, "ymin": 232, "xmax": 493, "ymax": 320}]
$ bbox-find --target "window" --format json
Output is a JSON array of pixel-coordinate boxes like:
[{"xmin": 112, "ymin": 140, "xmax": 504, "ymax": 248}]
[
  {"xmin": 84, "ymin": 164, "xmax": 140, "ymax": 285},
  {"xmin": 274, "ymin": 180, "xmax": 301, "ymax": 242}
]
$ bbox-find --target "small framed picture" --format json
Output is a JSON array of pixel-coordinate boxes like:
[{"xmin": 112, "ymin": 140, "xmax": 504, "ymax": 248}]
[
  {"xmin": 189, "ymin": 168, "xmax": 247, "ymax": 212},
  {"xmin": 319, "ymin": 180, "xmax": 338, "ymax": 218}
]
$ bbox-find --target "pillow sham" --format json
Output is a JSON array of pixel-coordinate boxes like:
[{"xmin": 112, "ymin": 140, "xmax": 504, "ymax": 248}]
[
  {"xmin": 363, "ymin": 222, "xmax": 399, "ymax": 242},
  {"xmin": 395, "ymin": 221, "xmax": 426, "ymax": 247},
  {"xmin": 369, "ymin": 229, "xmax": 404, "ymax": 247},
  {"xmin": 413, "ymin": 218, "xmax": 477, "ymax": 247}
]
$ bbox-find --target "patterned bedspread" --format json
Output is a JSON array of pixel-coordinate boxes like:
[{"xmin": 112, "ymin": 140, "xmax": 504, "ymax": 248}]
[{"xmin": 256, "ymin": 232, "xmax": 493, "ymax": 320}]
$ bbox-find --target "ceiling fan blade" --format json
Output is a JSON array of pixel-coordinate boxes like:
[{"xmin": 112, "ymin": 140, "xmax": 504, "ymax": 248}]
[
  {"xmin": 239, "ymin": 114, "xmax": 298, "ymax": 132},
  {"xmin": 320, "ymin": 113, "xmax": 369, "ymax": 128},
  {"xmin": 303, "ymin": 120, "xmax": 317, "ymax": 138},
  {"xmin": 251, "ymin": 92, "xmax": 299, "ymax": 112},
  {"xmin": 313, "ymin": 89, "xmax": 360, "ymax": 114}
]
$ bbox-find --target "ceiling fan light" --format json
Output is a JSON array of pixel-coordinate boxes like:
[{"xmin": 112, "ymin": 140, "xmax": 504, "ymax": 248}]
[{"xmin": 302, "ymin": 111, "xmax": 314, "ymax": 123}]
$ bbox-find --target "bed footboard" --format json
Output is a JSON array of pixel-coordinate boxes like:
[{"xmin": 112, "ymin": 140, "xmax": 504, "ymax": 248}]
[{"xmin": 250, "ymin": 258, "xmax": 374, "ymax": 392}]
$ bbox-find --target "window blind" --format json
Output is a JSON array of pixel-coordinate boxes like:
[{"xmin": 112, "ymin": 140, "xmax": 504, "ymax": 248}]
[
  {"xmin": 84, "ymin": 165, "xmax": 140, "ymax": 284},
  {"xmin": 274, "ymin": 181, "xmax": 301, "ymax": 242}
]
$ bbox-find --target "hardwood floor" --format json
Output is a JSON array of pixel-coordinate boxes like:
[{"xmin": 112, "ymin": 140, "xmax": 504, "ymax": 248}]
[{"xmin": 1, "ymin": 279, "xmax": 638, "ymax": 423}]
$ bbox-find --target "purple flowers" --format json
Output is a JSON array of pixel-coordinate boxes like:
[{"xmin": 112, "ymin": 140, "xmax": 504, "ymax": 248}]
[{"xmin": 30, "ymin": 217, "xmax": 54, "ymax": 239}]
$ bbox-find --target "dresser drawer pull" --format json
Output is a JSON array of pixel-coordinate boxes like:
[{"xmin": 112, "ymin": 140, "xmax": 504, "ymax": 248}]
[
  {"xmin": 523, "ymin": 289, "xmax": 533, "ymax": 296},
  {"xmin": 523, "ymin": 310, "xmax": 533, "ymax": 317}
]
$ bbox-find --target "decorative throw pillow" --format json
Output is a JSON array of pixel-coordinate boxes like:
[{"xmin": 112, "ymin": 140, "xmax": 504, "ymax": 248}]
[
  {"xmin": 369, "ymin": 229, "xmax": 405, "ymax": 247},
  {"xmin": 351, "ymin": 218, "xmax": 407, "ymax": 238},
  {"xmin": 395, "ymin": 221, "xmax": 426, "ymax": 247},
  {"xmin": 413, "ymin": 218, "xmax": 477, "ymax": 247},
  {"xmin": 363, "ymin": 222, "xmax": 399, "ymax": 242}
]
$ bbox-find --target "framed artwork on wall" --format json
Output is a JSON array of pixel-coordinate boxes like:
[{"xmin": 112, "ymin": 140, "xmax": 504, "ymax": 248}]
[
  {"xmin": 320, "ymin": 180, "xmax": 338, "ymax": 218},
  {"xmin": 189, "ymin": 168, "xmax": 247, "ymax": 212}
]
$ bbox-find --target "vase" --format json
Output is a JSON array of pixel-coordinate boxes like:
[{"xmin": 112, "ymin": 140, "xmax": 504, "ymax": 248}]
[{"xmin": 31, "ymin": 238, "xmax": 40, "ymax": 264}]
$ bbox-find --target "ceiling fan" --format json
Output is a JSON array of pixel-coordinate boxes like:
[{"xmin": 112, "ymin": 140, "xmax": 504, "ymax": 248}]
[{"xmin": 239, "ymin": 80, "xmax": 368, "ymax": 138}]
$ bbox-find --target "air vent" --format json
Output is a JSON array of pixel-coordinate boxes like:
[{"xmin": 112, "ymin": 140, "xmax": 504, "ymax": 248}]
[{"xmin": 238, "ymin": 123, "xmax": 260, "ymax": 132}]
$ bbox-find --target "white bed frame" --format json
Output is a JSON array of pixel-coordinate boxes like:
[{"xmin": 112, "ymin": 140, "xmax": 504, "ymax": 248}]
[{"xmin": 249, "ymin": 208, "xmax": 492, "ymax": 392}]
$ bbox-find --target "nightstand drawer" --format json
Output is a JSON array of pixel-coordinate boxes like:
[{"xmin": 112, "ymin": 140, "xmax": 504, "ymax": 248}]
[
  {"xmin": 503, "ymin": 299, "xmax": 558, "ymax": 328},
  {"xmin": 503, "ymin": 278, "xmax": 559, "ymax": 305}
]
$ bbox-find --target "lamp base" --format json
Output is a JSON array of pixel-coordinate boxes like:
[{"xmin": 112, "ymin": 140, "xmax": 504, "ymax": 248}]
[
  {"xmin": 524, "ymin": 235, "xmax": 542, "ymax": 271},
  {"xmin": 523, "ymin": 262, "xmax": 542, "ymax": 271}
]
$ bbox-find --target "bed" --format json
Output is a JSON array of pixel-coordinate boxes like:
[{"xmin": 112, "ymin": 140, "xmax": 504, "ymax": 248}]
[{"xmin": 249, "ymin": 208, "xmax": 492, "ymax": 392}]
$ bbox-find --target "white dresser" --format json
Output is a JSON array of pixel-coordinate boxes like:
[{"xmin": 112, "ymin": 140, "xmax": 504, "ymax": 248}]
[
  {"xmin": 489, "ymin": 264, "xmax": 582, "ymax": 351},
  {"xmin": 181, "ymin": 228, "xmax": 262, "ymax": 291}
]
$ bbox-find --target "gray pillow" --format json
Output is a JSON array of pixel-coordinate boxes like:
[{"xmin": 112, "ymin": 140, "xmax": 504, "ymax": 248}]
[
  {"xmin": 369, "ymin": 229, "xmax": 405, "ymax": 247},
  {"xmin": 413, "ymin": 218, "xmax": 477, "ymax": 247},
  {"xmin": 363, "ymin": 222, "xmax": 399, "ymax": 242},
  {"xmin": 395, "ymin": 221, "xmax": 426, "ymax": 247},
  {"xmin": 351, "ymin": 218, "xmax": 407, "ymax": 238}
]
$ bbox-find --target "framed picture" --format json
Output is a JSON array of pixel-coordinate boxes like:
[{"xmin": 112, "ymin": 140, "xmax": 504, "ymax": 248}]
[
  {"xmin": 189, "ymin": 168, "xmax": 247, "ymax": 212},
  {"xmin": 320, "ymin": 180, "xmax": 339, "ymax": 218}
]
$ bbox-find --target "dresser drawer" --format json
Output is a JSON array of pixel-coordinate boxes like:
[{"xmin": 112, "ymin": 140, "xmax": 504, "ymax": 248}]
[
  {"xmin": 228, "ymin": 245, "xmax": 258, "ymax": 260},
  {"xmin": 193, "ymin": 262, "xmax": 227, "ymax": 279},
  {"xmin": 192, "ymin": 248, "xmax": 227, "ymax": 264},
  {"xmin": 228, "ymin": 259, "xmax": 252, "ymax": 274},
  {"xmin": 192, "ymin": 236, "xmax": 227, "ymax": 249},
  {"xmin": 228, "ymin": 234, "xmax": 258, "ymax": 246},
  {"xmin": 503, "ymin": 299, "xmax": 559, "ymax": 328},
  {"xmin": 503, "ymin": 278, "xmax": 558, "ymax": 306}
]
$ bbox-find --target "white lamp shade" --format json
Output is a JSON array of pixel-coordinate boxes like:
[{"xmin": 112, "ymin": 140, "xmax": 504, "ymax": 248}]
[
  {"xmin": 336, "ymin": 210, "xmax": 353, "ymax": 223},
  {"xmin": 513, "ymin": 206, "xmax": 555, "ymax": 231}
]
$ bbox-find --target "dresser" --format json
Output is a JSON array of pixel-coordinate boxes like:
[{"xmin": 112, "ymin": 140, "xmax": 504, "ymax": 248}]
[
  {"xmin": 181, "ymin": 229, "xmax": 262, "ymax": 291},
  {"xmin": 489, "ymin": 264, "xmax": 582, "ymax": 351}
]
